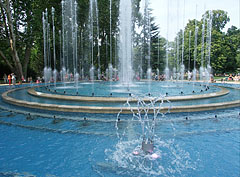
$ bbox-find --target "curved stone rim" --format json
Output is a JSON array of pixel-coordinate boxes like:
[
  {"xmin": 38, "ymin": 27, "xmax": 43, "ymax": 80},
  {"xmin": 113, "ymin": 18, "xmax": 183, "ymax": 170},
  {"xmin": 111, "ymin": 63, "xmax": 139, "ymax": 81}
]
[
  {"xmin": 2, "ymin": 86, "xmax": 239, "ymax": 114},
  {"xmin": 27, "ymin": 85, "xmax": 229, "ymax": 102}
]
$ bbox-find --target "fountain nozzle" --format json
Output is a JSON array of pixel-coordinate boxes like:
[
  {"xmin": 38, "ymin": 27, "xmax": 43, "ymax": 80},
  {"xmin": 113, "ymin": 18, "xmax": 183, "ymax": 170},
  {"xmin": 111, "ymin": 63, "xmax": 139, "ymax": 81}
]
[{"xmin": 142, "ymin": 138, "xmax": 154, "ymax": 154}]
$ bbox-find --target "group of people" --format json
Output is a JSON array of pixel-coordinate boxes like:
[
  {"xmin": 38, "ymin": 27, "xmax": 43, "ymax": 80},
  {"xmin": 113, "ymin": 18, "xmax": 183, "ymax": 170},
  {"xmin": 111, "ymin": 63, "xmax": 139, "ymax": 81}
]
[
  {"xmin": 3, "ymin": 73, "xmax": 16, "ymax": 85},
  {"xmin": 3, "ymin": 73, "xmax": 37, "ymax": 86},
  {"xmin": 227, "ymin": 74, "xmax": 240, "ymax": 81},
  {"xmin": 220, "ymin": 74, "xmax": 240, "ymax": 82}
]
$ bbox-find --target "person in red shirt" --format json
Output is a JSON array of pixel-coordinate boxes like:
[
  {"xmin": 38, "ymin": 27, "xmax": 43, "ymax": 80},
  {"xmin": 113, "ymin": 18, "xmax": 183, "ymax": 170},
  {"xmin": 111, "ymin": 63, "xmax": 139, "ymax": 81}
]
[{"xmin": 8, "ymin": 74, "xmax": 11, "ymax": 85}]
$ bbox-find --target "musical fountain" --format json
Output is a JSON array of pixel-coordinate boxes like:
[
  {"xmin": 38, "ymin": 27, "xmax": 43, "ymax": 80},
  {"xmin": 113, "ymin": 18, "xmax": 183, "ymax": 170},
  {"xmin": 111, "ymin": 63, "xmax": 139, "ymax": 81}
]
[{"xmin": 0, "ymin": 0, "xmax": 239, "ymax": 176}]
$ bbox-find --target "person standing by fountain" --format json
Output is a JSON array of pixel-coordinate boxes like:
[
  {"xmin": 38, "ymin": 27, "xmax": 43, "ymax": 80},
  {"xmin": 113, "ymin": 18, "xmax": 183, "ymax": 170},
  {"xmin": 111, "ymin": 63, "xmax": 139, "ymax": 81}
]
[
  {"xmin": 8, "ymin": 74, "xmax": 11, "ymax": 86},
  {"xmin": 3, "ymin": 74, "xmax": 7, "ymax": 84},
  {"xmin": 11, "ymin": 73, "xmax": 16, "ymax": 86}
]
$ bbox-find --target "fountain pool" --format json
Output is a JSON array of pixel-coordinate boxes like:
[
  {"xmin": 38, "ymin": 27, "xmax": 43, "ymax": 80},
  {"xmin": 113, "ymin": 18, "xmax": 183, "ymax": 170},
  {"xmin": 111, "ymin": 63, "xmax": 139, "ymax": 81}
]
[
  {"xmin": 1, "ymin": 0, "xmax": 239, "ymax": 175},
  {"xmin": 0, "ymin": 82, "xmax": 239, "ymax": 176},
  {"xmin": 2, "ymin": 81, "xmax": 239, "ymax": 113}
]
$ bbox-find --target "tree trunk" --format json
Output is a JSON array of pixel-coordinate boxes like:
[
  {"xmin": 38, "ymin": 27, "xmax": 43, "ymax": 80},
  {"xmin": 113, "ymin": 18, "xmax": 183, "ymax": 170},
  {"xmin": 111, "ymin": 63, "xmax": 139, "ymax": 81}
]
[
  {"xmin": 1, "ymin": 0, "xmax": 23, "ymax": 80},
  {"xmin": 23, "ymin": 6, "xmax": 34, "ymax": 80},
  {"xmin": 23, "ymin": 42, "xmax": 33, "ymax": 79},
  {"xmin": 0, "ymin": 50, "xmax": 14, "ymax": 72}
]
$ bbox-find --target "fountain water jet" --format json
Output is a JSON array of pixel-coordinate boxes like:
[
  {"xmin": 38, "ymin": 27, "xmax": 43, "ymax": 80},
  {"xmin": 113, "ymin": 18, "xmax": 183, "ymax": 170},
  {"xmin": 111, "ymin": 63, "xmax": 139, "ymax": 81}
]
[
  {"xmin": 119, "ymin": 0, "xmax": 133, "ymax": 85},
  {"xmin": 193, "ymin": 9, "xmax": 199, "ymax": 91},
  {"xmin": 165, "ymin": 0, "xmax": 170, "ymax": 81},
  {"xmin": 116, "ymin": 94, "xmax": 171, "ymax": 156}
]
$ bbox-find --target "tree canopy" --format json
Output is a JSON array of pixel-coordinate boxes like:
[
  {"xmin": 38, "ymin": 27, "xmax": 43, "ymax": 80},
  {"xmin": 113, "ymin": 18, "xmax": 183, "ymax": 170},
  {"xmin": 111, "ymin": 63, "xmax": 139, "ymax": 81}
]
[
  {"xmin": 172, "ymin": 10, "xmax": 240, "ymax": 74},
  {"xmin": 0, "ymin": 0, "xmax": 239, "ymax": 81}
]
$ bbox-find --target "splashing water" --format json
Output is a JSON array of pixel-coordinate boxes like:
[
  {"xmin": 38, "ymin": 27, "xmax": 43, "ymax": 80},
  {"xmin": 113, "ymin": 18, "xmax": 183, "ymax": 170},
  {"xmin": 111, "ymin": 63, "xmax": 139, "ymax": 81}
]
[
  {"xmin": 104, "ymin": 137, "xmax": 197, "ymax": 176},
  {"xmin": 100, "ymin": 94, "xmax": 197, "ymax": 176}
]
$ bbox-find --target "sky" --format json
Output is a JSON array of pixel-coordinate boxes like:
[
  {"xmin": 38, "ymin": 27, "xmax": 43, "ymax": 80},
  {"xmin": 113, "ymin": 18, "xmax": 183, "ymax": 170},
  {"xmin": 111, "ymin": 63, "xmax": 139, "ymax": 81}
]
[{"xmin": 149, "ymin": 0, "xmax": 240, "ymax": 41}]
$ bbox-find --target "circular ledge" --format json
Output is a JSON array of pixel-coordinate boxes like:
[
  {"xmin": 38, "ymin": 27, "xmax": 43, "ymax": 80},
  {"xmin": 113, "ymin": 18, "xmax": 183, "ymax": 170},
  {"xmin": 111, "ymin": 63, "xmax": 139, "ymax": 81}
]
[
  {"xmin": 2, "ymin": 86, "xmax": 239, "ymax": 114},
  {"xmin": 27, "ymin": 85, "xmax": 229, "ymax": 102}
]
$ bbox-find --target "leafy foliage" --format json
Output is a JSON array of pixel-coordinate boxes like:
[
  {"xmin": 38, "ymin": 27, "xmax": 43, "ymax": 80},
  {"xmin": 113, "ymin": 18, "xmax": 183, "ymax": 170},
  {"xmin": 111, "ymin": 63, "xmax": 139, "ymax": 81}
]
[{"xmin": 0, "ymin": 1, "xmax": 239, "ymax": 81}]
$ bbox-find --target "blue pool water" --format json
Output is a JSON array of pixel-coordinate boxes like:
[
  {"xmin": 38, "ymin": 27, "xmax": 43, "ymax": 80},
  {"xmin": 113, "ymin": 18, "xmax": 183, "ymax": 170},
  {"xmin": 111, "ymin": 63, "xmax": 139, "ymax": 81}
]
[
  {"xmin": 0, "ymin": 108, "xmax": 239, "ymax": 176},
  {"xmin": 35, "ymin": 81, "xmax": 221, "ymax": 97},
  {"xmin": 6, "ymin": 83, "xmax": 240, "ymax": 108},
  {"xmin": 0, "ymin": 84, "xmax": 239, "ymax": 176}
]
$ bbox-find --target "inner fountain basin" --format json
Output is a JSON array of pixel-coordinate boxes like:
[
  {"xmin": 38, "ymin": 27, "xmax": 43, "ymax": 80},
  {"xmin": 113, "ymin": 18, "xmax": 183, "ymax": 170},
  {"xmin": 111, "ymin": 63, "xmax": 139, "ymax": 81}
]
[{"xmin": 2, "ymin": 81, "xmax": 240, "ymax": 113}]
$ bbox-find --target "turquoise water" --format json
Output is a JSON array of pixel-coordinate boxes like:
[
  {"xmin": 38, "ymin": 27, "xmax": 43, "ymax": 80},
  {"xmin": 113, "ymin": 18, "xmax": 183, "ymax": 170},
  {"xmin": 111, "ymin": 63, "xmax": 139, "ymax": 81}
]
[
  {"xmin": 36, "ymin": 81, "xmax": 220, "ymax": 97},
  {"xmin": 0, "ymin": 107, "xmax": 239, "ymax": 176},
  {"xmin": 6, "ymin": 83, "xmax": 240, "ymax": 107},
  {"xmin": 0, "ymin": 84, "xmax": 239, "ymax": 176}
]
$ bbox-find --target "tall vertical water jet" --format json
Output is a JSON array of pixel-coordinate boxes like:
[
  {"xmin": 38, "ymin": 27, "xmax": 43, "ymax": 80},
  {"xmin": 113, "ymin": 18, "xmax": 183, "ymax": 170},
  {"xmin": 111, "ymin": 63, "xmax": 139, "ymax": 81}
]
[
  {"xmin": 94, "ymin": 0, "xmax": 101, "ymax": 80},
  {"xmin": 47, "ymin": 20, "xmax": 50, "ymax": 68},
  {"xmin": 61, "ymin": 0, "xmax": 78, "ymax": 79},
  {"xmin": 193, "ymin": 24, "xmax": 198, "ymax": 91},
  {"xmin": 88, "ymin": 0, "xmax": 100, "ymax": 81},
  {"xmin": 52, "ymin": 8, "xmax": 56, "ymax": 73},
  {"xmin": 90, "ymin": 65, "xmax": 95, "ymax": 95},
  {"xmin": 59, "ymin": 30, "xmax": 62, "ymax": 71},
  {"xmin": 71, "ymin": 1, "xmax": 75, "ymax": 75},
  {"xmin": 81, "ymin": 68, "xmax": 84, "ymax": 80},
  {"xmin": 142, "ymin": 0, "xmax": 151, "ymax": 81},
  {"xmin": 176, "ymin": 34, "xmax": 180, "ymax": 81},
  {"xmin": 42, "ymin": 8, "xmax": 52, "ymax": 86},
  {"xmin": 176, "ymin": 0, "xmax": 180, "ymax": 82},
  {"xmin": 114, "ymin": 34, "xmax": 118, "ymax": 80},
  {"xmin": 165, "ymin": 0, "xmax": 170, "ymax": 81},
  {"xmin": 74, "ymin": 1, "xmax": 78, "ymax": 83},
  {"xmin": 89, "ymin": 0, "xmax": 94, "ymax": 81},
  {"xmin": 146, "ymin": 1, "xmax": 151, "ymax": 79},
  {"xmin": 187, "ymin": 30, "xmax": 191, "ymax": 78},
  {"xmin": 200, "ymin": 13, "xmax": 206, "ymax": 82},
  {"xmin": 66, "ymin": 31, "xmax": 69, "ymax": 77},
  {"xmin": 206, "ymin": 11, "xmax": 212, "ymax": 85},
  {"xmin": 181, "ymin": 0, "xmax": 185, "ymax": 81},
  {"xmin": 119, "ymin": 0, "xmax": 133, "ymax": 84},
  {"xmin": 75, "ymin": 72, "xmax": 79, "ymax": 94},
  {"xmin": 192, "ymin": 6, "xmax": 198, "ymax": 91},
  {"xmin": 147, "ymin": 67, "xmax": 152, "ymax": 94},
  {"xmin": 42, "ymin": 11, "xmax": 47, "ymax": 86},
  {"xmin": 52, "ymin": 7, "xmax": 57, "ymax": 89},
  {"xmin": 108, "ymin": 63, "xmax": 113, "ymax": 81},
  {"xmin": 61, "ymin": 1, "xmax": 66, "ymax": 86},
  {"xmin": 61, "ymin": 1, "xmax": 66, "ymax": 89},
  {"xmin": 80, "ymin": 32, "xmax": 84, "ymax": 80},
  {"xmin": 109, "ymin": 0, "xmax": 113, "ymax": 81},
  {"xmin": 157, "ymin": 35, "xmax": 160, "ymax": 79},
  {"xmin": 180, "ymin": 0, "xmax": 185, "ymax": 93},
  {"xmin": 139, "ymin": 38, "xmax": 143, "ymax": 80},
  {"xmin": 173, "ymin": 37, "xmax": 177, "ymax": 81},
  {"xmin": 47, "ymin": 21, "xmax": 52, "ymax": 85},
  {"xmin": 140, "ymin": 0, "xmax": 151, "ymax": 89}
]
